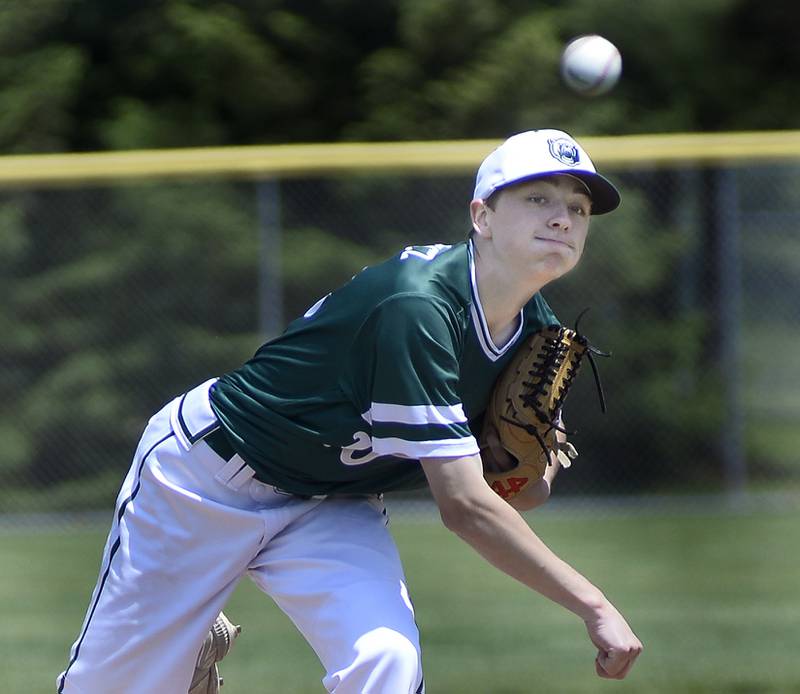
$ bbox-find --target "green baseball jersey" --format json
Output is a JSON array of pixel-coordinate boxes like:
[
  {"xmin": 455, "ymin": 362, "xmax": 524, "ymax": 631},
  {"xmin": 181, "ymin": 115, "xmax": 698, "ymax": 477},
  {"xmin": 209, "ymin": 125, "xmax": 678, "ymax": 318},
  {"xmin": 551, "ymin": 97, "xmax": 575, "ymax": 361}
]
[{"xmin": 209, "ymin": 240, "xmax": 558, "ymax": 496}]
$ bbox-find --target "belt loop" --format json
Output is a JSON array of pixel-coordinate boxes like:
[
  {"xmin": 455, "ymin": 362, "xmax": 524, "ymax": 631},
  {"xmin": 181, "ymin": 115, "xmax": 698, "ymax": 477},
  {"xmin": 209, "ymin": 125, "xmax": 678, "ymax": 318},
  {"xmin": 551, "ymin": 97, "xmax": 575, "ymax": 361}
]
[{"xmin": 213, "ymin": 455, "xmax": 255, "ymax": 491}]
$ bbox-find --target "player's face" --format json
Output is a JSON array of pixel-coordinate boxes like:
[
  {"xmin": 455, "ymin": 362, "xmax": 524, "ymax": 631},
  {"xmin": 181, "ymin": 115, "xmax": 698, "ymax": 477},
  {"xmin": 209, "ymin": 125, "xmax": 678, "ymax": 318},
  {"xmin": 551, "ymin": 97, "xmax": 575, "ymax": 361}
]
[{"xmin": 480, "ymin": 175, "xmax": 592, "ymax": 281}]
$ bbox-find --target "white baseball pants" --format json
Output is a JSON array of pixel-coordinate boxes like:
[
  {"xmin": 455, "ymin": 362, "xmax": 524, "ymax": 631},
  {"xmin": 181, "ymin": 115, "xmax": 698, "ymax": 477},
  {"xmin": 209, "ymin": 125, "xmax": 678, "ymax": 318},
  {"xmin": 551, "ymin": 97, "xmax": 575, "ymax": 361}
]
[{"xmin": 57, "ymin": 379, "xmax": 424, "ymax": 693}]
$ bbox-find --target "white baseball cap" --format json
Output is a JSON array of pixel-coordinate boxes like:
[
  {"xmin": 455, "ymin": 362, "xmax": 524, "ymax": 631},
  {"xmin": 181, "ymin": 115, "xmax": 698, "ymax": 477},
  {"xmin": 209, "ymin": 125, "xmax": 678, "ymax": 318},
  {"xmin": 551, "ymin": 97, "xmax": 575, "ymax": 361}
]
[{"xmin": 473, "ymin": 129, "xmax": 620, "ymax": 215}]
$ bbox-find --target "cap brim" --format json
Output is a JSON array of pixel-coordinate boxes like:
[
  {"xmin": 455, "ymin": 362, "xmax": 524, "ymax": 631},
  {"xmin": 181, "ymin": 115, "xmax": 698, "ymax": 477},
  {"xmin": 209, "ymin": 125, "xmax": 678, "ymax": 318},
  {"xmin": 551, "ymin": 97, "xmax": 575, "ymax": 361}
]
[
  {"xmin": 497, "ymin": 170, "xmax": 621, "ymax": 215},
  {"xmin": 567, "ymin": 171, "xmax": 621, "ymax": 215}
]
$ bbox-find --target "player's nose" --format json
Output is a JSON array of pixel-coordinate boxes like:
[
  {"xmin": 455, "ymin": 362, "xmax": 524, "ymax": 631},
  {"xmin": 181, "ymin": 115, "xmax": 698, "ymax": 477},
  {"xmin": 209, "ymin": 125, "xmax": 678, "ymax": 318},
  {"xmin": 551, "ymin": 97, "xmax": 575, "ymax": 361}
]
[{"xmin": 547, "ymin": 204, "xmax": 571, "ymax": 230}]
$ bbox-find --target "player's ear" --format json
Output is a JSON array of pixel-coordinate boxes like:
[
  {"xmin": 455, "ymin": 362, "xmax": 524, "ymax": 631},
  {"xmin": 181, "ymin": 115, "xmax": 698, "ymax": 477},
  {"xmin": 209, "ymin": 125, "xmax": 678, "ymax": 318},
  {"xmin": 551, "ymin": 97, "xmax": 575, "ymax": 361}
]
[{"xmin": 470, "ymin": 199, "xmax": 492, "ymax": 238}]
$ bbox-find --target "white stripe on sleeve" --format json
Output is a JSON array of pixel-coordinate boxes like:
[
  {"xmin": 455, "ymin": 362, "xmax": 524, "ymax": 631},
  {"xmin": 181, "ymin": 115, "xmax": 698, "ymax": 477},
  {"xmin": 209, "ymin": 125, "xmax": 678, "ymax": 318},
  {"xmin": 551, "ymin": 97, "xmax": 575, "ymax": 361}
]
[
  {"xmin": 369, "ymin": 402, "xmax": 468, "ymax": 426},
  {"xmin": 371, "ymin": 435, "xmax": 479, "ymax": 459}
]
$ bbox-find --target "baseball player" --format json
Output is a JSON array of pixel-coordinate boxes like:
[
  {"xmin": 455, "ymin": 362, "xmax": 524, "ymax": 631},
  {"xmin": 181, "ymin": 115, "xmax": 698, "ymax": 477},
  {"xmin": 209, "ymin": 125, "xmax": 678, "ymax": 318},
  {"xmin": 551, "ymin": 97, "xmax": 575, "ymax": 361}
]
[{"xmin": 58, "ymin": 129, "xmax": 642, "ymax": 693}]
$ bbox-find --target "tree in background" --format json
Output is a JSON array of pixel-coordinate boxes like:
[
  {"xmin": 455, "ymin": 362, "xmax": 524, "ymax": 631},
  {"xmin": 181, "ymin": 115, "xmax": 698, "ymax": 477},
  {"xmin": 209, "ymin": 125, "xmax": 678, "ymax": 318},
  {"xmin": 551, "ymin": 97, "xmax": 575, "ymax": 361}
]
[
  {"xmin": 1, "ymin": 0, "xmax": 799, "ymax": 154},
  {"xmin": 1, "ymin": 0, "xmax": 797, "ymax": 507}
]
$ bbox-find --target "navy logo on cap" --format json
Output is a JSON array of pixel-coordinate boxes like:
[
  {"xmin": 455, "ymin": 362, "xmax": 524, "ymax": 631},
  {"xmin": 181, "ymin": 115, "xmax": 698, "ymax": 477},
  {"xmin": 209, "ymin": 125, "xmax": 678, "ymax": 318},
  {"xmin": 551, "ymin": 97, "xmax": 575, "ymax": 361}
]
[{"xmin": 547, "ymin": 138, "xmax": 580, "ymax": 167}]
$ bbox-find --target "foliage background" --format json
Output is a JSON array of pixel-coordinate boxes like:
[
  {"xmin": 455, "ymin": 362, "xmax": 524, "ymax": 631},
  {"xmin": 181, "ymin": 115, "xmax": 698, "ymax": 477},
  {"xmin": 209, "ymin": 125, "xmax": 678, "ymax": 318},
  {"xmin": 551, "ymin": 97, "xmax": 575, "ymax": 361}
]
[
  {"xmin": 2, "ymin": 0, "xmax": 800, "ymax": 508},
  {"xmin": 2, "ymin": 0, "xmax": 799, "ymax": 156}
]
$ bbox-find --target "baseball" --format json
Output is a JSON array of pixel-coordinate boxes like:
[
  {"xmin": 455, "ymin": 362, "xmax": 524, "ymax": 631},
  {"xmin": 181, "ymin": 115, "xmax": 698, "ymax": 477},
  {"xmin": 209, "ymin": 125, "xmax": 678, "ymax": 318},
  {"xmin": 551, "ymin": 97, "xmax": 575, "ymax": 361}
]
[{"xmin": 560, "ymin": 34, "xmax": 622, "ymax": 96}]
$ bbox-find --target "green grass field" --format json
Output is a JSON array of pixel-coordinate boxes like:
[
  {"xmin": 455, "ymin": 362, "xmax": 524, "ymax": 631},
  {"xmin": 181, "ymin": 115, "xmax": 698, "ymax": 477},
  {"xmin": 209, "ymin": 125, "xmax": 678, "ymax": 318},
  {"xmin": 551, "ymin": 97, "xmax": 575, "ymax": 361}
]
[{"xmin": 4, "ymin": 504, "xmax": 800, "ymax": 693}]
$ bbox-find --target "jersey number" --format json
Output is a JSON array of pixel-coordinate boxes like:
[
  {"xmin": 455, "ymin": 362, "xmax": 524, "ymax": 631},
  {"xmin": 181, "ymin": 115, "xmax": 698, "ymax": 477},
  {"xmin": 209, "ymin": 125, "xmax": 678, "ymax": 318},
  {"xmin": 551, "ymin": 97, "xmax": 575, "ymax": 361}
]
[
  {"xmin": 340, "ymin": 431, "xmax": 381, "ymax": 466},
  {"xmin": 400, "ymin": 244, "xmax": 450, "ymax": 261}
]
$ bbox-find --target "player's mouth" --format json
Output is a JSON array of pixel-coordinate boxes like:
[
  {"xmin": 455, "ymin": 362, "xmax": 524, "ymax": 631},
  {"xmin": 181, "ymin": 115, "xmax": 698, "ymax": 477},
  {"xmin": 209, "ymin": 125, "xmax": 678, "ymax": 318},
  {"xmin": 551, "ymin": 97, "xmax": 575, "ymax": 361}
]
[{"xmin": 534, "ymin": 235, "xmax": 574, "ymax": 249}]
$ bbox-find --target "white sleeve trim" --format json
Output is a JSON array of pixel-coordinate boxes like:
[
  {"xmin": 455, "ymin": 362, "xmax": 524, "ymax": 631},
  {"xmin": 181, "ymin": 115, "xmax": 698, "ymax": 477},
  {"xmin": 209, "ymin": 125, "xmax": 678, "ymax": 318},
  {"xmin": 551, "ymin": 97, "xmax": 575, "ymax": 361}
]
[
  {"xmin": 368, "ymin": 402, "xmax": 468, "ymax": 426},
  {"xmin": 372, "ymin": 435, "xmax": 479, "ymax": 459}
]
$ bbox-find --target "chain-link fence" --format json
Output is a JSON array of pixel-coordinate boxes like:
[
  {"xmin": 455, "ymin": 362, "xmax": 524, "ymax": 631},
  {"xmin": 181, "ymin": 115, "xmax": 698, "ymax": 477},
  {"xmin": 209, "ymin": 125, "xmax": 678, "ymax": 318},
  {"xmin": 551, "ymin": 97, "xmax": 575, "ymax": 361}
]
[{"xmin": 2, "ymin": 135, "xmax": 799, "ymax": 519}]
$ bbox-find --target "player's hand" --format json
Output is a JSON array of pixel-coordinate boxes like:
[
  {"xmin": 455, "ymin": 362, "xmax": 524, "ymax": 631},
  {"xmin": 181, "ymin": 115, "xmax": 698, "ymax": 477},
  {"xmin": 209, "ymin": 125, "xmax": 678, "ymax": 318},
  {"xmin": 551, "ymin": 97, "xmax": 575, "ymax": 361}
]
[
  {"xmin": 479, "ymin": 425, "xmax": 517, "ymax": 473},
  {"xmin": 480, "ymin": 426, "xmax": 559, "ymax": 511},
  {"xmin": 584, "ymin": 603, "xmax": 643, "ymax": 679}
]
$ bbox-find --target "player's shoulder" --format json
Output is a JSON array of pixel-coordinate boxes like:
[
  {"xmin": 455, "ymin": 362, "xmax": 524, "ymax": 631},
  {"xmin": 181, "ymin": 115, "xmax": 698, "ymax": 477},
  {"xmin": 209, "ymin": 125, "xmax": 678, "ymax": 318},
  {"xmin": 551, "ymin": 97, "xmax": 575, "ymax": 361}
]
[
  {"xmin": 389, "ymin": 241, "xmax": 466, "ymax": 272},
  {"xmin": 386, "ymin": 241, "xmax": 470, "ymax": 298},
  {"xmin": 363, "ymin": 242, "xmax": 471, "ymax": 331}
]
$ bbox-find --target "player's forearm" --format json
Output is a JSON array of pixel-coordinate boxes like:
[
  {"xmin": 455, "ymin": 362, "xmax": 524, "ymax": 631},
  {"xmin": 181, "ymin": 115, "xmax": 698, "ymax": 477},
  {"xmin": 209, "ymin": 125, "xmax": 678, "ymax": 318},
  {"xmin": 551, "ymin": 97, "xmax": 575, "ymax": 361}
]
[
  {"xmin": 445, "ymin": 492, "xmax": 607, "ymax": 620},
  {"xmin": 424, "ymin": 455, "xmax": 607, "ymax": 620}
]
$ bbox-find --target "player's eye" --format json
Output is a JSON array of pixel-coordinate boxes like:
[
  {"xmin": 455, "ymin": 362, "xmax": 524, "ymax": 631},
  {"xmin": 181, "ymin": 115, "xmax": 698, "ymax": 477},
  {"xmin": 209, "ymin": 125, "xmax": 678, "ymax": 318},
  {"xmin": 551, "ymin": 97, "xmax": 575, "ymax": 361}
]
[
  {"xmin": 570, "ymin": 204, "xmax": 589, "ymax": 216},
  {"xmin": 528, "ymin": 195, "xmax": 547, "ymax": 204}
]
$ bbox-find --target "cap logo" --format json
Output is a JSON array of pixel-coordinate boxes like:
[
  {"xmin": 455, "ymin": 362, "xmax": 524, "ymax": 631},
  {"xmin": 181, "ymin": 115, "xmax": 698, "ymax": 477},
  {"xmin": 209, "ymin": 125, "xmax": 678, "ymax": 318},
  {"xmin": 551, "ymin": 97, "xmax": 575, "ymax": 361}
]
[{"xmin": 547, "ymin": 137, "xmax": 580, "ymax": 167}]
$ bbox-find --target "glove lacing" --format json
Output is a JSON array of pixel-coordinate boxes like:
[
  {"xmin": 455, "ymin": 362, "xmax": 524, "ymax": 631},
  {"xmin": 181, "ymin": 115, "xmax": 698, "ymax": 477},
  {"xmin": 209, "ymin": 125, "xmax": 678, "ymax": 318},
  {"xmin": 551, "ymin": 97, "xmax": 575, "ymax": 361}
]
[{"xmin": 500, "ymin": 324, "xmax": 608, "ymax": 462}]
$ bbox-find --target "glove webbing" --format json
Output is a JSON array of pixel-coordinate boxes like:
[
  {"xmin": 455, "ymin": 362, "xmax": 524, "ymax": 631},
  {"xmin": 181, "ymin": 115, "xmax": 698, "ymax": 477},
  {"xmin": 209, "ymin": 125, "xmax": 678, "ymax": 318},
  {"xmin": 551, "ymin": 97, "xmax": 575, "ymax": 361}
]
[{"xmin": 500, "ymin": 327, "xmax": 607, "ymax": 462}]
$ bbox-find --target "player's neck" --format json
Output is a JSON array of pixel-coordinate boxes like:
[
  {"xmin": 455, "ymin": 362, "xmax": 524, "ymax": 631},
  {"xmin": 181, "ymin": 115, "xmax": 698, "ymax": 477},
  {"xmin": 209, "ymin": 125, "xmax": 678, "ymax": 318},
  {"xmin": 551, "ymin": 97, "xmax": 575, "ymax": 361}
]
[
  {"xmin": 476, "ymin": 285, "xmax": 525, "ymax": 345},
  {"xmin": 473, "ymin": 252, "xmax": 542, "ymax": 344}
]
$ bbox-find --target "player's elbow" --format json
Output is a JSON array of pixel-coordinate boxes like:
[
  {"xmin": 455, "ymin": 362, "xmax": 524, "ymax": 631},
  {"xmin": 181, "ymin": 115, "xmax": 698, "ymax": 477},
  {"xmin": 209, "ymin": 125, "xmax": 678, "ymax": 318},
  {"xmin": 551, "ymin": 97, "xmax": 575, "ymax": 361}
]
[
  {"xmin": 438, "ymin": 506, "xmax": 470, "ymax": 536},
  {"xmin": 436, "ymin": 493, "xmax": 495, "ymax": 539}
]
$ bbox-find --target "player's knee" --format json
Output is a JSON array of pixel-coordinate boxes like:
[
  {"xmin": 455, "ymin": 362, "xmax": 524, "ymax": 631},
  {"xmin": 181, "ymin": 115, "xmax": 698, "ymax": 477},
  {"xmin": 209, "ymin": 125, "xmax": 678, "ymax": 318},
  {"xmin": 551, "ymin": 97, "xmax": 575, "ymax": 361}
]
[
  {"xmin": 373, "ymin": 630, "xmax": 421, "ymax": 682},
  {"xmin": 332, "ymin": 628, "xmax": 422, "ymax": 693}
]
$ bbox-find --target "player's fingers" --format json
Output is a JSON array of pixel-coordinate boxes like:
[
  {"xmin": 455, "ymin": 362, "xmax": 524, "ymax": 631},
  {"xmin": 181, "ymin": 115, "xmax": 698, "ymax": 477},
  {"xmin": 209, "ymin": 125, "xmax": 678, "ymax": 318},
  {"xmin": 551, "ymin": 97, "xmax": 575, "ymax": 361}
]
[
  {"xmin": 595, "ymin": 647, "xmax": 640, "ymax": 680},
  {"xmin": 480, "ymin": 427, "xmax": 517, "ymax": 472},
  {"xmin": 481, "ymin": 425, "xmax": 500, "ymax": 448},
  {"xmin": 595, "ymin": 656, "xmax": 609, "ymax": 678},
  {"xmin": 595, "ymin": 653, "xmax": 623, "ymax": 679},
  {"xmin": 608, "ymin": 656, "xmax": 635, "ymax": 680}
]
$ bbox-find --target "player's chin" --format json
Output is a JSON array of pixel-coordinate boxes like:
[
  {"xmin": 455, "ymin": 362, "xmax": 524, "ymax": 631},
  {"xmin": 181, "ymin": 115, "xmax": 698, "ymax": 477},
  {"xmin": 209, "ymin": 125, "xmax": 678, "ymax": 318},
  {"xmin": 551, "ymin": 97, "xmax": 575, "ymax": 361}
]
[{"xmin": 538, "ymin": 253, "xmax": 580, "ymax": 281}]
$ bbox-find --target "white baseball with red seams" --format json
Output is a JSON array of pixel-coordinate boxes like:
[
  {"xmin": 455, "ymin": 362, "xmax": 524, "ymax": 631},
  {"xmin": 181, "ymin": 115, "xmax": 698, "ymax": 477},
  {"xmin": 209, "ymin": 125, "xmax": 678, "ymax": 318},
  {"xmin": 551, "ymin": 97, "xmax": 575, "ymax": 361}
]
[{"xmin": 560, "ymin": 35, "xmax": 622, "ymax": 96}]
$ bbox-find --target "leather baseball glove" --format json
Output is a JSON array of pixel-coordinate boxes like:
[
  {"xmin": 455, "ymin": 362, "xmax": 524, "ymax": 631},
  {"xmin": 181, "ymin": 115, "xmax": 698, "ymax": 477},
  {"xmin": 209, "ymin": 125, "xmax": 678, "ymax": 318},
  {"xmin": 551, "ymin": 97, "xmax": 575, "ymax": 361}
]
[
  {"xmin": 189, "ymin": 612, "xmax": 241, "ymax": 694},
  {"xmin": 480, "ymin": 324, "xmax": 606, "ymax": 501}
]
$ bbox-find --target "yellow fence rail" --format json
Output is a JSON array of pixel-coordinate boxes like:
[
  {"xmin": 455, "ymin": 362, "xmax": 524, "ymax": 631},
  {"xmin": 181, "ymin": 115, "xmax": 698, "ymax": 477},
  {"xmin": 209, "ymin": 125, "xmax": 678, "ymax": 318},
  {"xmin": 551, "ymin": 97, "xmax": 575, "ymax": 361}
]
[{"xmin": 0, "ymin": 130, "xmax": 799, "ymax": 187}]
